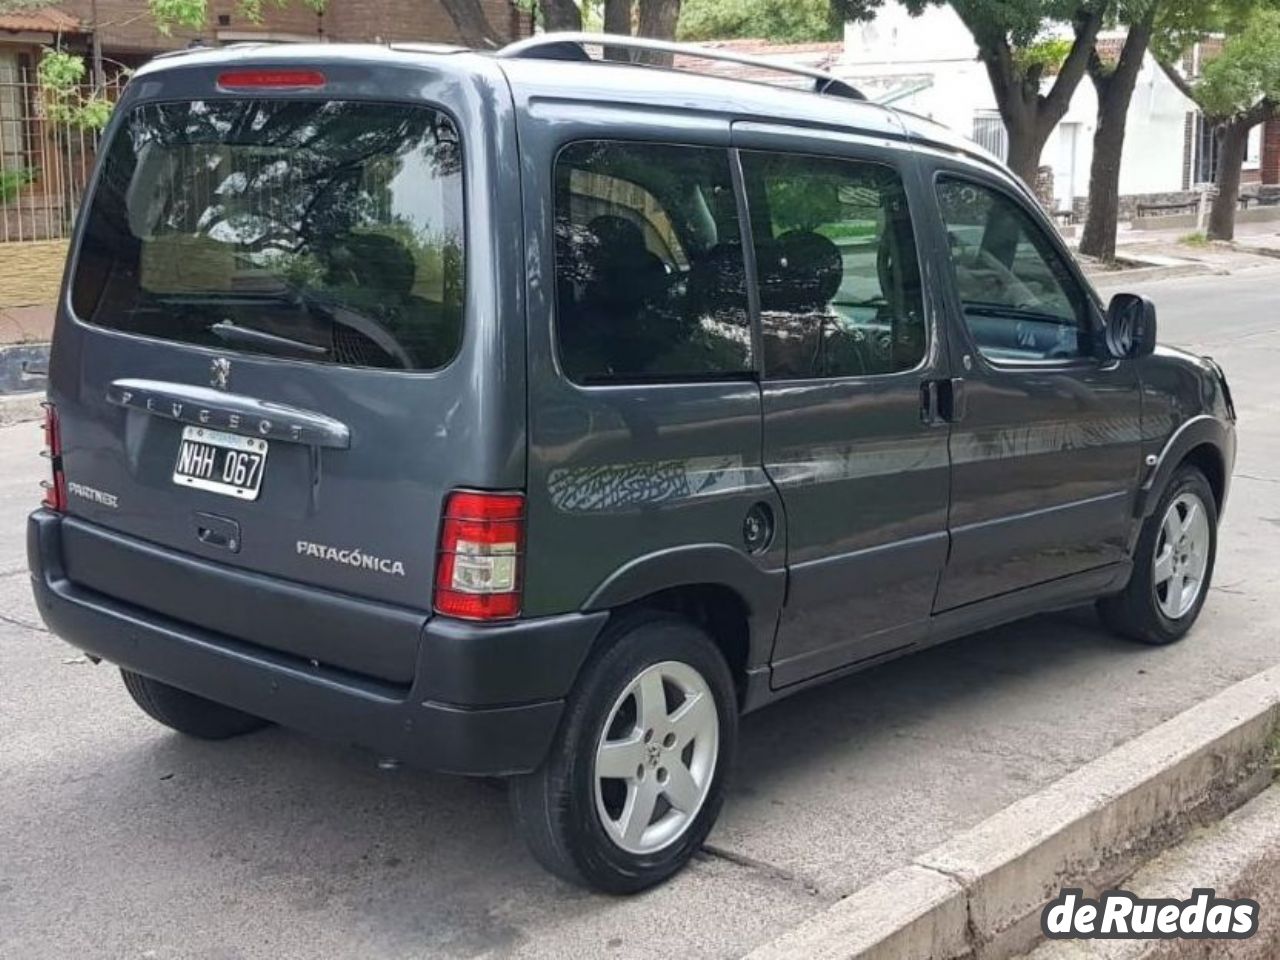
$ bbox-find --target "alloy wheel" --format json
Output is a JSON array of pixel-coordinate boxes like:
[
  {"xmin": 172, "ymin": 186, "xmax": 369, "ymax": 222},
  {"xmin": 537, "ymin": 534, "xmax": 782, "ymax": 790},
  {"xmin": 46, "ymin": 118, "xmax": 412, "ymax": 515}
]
[
  {"xmin": 593, "ymin": 660, "xmax": 719, "ymax": 855},
  {"xmin": 1153, "ymin": 491, "xmax": 1211, "ymax": 620}
]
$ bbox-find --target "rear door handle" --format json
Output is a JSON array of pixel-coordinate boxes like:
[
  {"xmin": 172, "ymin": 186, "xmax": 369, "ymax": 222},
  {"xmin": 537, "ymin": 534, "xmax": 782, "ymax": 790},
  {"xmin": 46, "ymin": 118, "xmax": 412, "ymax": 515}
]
[{"xmin": 193, "ymin": 512, "xmax": 241, "ymax": 553}]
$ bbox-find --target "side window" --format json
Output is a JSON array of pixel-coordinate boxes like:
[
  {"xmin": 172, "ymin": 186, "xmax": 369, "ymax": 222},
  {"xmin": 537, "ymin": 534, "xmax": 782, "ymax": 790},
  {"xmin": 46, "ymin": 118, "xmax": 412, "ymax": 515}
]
[
  {"xmin": 553, "ymin": 141, "xmax": 753, "ymax": 384},
  {"xmin": 936, "ymin": 177, "xmax": 1093, "ymax": 362},
  {"xmin": 740, "ymin": 151, "xmax": 926, "ymax": 380}
]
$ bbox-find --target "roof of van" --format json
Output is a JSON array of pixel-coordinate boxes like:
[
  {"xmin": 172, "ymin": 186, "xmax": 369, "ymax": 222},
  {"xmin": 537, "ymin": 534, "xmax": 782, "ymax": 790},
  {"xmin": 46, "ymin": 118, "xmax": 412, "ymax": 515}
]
[{"xmin": 131, "ymin": 41, "xmax": 1007, "ymax": 178}]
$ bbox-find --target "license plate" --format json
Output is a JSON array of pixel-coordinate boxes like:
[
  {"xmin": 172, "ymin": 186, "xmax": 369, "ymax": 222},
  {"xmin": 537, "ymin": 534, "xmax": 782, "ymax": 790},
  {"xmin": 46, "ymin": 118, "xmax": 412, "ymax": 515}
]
[{"xmin": 172, "ymin": 426, "xmax": 268, "ymax": 500}]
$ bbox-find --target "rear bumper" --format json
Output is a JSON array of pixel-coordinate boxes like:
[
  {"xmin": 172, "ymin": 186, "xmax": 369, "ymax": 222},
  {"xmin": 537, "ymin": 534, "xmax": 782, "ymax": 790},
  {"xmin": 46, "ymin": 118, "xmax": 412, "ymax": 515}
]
[{"xmin": 28, "ymin": 510, "xmax": 606, "ymax": 776}]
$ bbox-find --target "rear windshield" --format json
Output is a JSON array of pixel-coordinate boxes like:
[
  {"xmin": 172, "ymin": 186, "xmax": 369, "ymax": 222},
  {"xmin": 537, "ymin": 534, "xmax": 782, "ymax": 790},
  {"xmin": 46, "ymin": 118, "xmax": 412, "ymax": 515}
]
[{"xmin": 71, "ymin": 99, "xmax": 465, "ymax": 371}]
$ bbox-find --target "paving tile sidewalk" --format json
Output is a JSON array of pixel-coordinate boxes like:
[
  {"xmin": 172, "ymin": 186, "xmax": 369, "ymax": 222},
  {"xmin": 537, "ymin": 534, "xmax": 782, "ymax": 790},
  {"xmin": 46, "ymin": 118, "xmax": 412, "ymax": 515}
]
[
  {"xmin": 1072, "ymin": 220, "xmax": 1280, "ymax": 283},
  {"xmin": 0, "ymin": 305, "xmax": 54, "ymax": 346}
]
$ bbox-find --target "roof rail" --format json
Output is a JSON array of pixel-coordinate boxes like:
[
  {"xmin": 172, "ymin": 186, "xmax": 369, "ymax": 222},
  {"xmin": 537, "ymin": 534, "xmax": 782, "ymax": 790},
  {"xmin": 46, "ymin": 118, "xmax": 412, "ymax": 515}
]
[{"xmin": 496, "ymin": 32, "xmax": 865, "ymax": 102}]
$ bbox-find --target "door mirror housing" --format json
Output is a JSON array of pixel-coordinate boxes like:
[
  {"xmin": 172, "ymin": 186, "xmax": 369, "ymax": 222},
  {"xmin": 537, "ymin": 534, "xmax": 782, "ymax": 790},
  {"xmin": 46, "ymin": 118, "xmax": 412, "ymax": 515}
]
[{"xmin": 1104, "ymin": 293, "xmax": 1157, "ymax": 359}]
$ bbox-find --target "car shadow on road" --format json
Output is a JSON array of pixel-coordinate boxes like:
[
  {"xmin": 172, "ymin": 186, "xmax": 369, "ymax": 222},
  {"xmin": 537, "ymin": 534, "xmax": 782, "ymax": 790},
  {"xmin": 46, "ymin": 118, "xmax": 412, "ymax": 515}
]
[{"xmin": 71, "ymin": 605, "xmax": 1151, "ymax": 953}]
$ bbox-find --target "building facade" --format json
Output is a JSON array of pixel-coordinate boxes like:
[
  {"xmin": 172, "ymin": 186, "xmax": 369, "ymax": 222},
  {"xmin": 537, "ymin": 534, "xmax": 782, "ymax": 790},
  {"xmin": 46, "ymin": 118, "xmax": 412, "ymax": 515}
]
[{"xmin": 838, "ymin": 3, "xmax": 1279, "ymax": 214}]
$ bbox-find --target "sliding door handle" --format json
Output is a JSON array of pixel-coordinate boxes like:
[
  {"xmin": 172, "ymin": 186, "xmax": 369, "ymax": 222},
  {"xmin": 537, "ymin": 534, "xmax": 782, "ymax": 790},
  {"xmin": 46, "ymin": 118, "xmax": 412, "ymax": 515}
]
[{"xmin": 921, "ymin": 378, "xmax": 966, "ymax": 424}]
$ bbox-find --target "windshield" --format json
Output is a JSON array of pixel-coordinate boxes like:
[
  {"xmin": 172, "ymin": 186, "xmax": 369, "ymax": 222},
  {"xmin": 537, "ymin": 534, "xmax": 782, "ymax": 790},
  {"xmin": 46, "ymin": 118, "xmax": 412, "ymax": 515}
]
[{"xmin": 71, "ymin": 99, "xmax": 465, "ymax": 371}]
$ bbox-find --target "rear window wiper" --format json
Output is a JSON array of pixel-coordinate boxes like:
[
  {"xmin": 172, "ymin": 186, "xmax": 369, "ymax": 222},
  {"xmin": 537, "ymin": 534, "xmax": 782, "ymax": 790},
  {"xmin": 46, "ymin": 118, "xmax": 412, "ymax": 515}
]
[{"xmin": 208, "ymin": 319, "xmax": 330, "ymax": 358}]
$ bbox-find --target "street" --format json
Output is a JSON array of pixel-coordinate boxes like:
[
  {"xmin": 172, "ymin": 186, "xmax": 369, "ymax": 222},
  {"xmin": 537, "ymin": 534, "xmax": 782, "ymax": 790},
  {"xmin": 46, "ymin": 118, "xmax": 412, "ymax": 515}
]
[{"xmin": 2, "ymin": 265, "xmax": 1278, "ymax": 959}]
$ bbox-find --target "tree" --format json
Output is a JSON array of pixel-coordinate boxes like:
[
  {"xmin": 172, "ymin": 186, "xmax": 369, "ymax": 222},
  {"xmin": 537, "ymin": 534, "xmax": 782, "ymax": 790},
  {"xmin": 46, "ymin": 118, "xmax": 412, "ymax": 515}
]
[
  {"xmin": 1078, "ymin": 0, "xmax": 1157, "ymax": 260},
  {"xmin": 678, "ymin": 0, "xmax": 840, "ymax": 42},
  {"xmin": 1156, "ymin": 9, "xmax": 1280, "ymax": 239},
  {"xmin": 832, "ymin": 0, "xmax": 1107, "ymax": 187}
]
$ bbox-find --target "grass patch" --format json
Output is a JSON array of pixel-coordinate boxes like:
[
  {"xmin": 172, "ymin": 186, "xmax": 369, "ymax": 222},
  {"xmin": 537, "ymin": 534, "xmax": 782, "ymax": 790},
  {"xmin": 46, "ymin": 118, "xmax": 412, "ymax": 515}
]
[
  {"xmin": 0, "ymin": 168, "xmax": 33, "ymax": 205},
  {"xmin": 1180, "ymin": 231, "xmax": 1209, "ymax": 247}
]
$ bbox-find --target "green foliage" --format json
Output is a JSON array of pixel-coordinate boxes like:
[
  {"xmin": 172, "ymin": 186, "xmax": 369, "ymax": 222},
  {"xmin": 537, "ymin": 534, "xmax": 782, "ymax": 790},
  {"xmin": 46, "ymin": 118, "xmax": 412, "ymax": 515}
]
[
  {"xmin": 1179, "ymin": 230, "xmax": 1209, "ymax": 246},
  {"xmin": 831, "ymin": 0, "xmax": 1086, "ymax": 46},
  {"xmin": 1013, "ymin": 35, "xmax": 1074, "ymax": 74},
  {"xmin": 0, "ymin": 168, "xmax": 33, "ymax": 204},
  {"xmin": 1151, "ymin": 0, "xmax": 1259, "ymax": 68},
  {"xmin": 148, "ymin": 0, "xmax": 210, "ymax": 32},
  {"xmin": 37, "ymin": 50, "xmax": 114, "ymax": 132},
  {"xmin": 1196, "ymin": 9, "xmax": 1280, "ymax": 116},
  {"xmin": 678, "ymin": 0, "xmax": 839, "ymax": 42}
]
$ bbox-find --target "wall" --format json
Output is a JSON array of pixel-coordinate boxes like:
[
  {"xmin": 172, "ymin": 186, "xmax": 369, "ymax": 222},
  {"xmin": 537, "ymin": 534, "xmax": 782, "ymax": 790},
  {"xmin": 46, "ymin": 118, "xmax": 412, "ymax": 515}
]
[
  {"xmin": 55, "ymin": 0, "xmax": 530, "ymax": 54},
  {"xmin": 0, "ymin": 240, "xmax": 67, "ymax": 308}
]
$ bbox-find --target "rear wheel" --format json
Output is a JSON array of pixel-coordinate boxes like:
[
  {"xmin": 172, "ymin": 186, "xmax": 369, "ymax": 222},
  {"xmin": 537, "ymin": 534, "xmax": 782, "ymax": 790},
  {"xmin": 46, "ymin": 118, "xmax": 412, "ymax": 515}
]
[
  {"xmin": 120, "ymin": 669, "xmax": 269, "ymax": 740},
  {"xmin": 1098, "ymin": 465, "xmax": 1218, "ymax": 645},
  {"xmin": 510, "ymin": 614, "xmax": 737, "ymax": 893}
]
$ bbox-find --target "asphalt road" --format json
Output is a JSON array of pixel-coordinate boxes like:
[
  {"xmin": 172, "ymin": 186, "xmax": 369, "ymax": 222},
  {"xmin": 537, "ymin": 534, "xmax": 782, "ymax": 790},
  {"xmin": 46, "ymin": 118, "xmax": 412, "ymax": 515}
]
[{"xmin": 3, "ymin": 265, "xmax": 1279, "ymax": 959}]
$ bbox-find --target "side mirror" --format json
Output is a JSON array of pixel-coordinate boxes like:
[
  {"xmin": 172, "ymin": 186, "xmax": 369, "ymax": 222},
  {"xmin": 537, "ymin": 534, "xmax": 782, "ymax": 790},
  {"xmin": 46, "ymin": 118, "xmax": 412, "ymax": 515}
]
[{"xmin": 1104, "ymin": 293, "xmax": 1157, "ymax": 359}]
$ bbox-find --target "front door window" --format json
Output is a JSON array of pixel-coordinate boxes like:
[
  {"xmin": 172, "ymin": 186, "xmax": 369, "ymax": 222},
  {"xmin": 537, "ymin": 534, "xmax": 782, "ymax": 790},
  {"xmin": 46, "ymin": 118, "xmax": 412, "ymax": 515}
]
[{"xmin": 936, "ymin": 177, "xmax": 1092, "ymax": 363}]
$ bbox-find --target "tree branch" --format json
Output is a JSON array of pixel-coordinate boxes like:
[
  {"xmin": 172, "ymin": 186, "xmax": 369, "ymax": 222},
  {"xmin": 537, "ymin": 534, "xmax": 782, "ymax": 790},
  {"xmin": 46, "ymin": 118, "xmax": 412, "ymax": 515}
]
[
  {"xmin": 1086, "ymin": 46, "xmax": 1109, "ymax": 87},
  {"xmin": 542, "ymin": 0, "xmax": 584, "ymax": 32},
  {"xmin": 1156, "ymin": 54, "xmax": 1200, "ymax": 106},
  {"xmin": 1042, "ymin": 6, "xmax": 1104, "ymax": 120},
  {"xmin": 438, "ymin": 0, "xmax": 502, "ymax": 48},
  {"xmin": 1243, "ymin": 96, "xmax": 1278, "ymax": 128}
]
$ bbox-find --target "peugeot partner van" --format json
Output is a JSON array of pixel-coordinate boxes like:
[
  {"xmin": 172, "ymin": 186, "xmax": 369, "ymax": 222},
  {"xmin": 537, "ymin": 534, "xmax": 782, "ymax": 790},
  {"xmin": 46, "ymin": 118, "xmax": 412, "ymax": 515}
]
[{"xmin": 29, "ymin": 34, "xmax": 1236, "ymax": 892}]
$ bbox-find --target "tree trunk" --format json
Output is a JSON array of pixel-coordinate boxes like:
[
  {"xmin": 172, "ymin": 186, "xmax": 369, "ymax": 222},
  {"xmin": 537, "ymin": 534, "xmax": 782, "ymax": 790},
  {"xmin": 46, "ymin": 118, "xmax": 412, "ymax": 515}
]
[
  {"xmin": 1079, "ymin": 18, "xmax": 1154, "ymax": 261},
  {"xmin": 1078, "ymin": 94, "xmax": 1126, "ymax": 259},
  {"xmin": 634, "ymin": 0, "xmax": 680, "ymax": 65},
  {"xmin": 1003, "ymin": 118, "xmax": 1043, "ymax": 186},
  {"xmin": 542, "ymin": 0, "xmax": 583, "ymax": 32},
  {"xmin": 968, "ymin": 7, "xmax": 1103, "ymax": 188},
  {"xmin": 602, "ymin": 0, "xmax": 634, "ymax": 61},
  {"xmin": 1208, "ymin": 119, "xmax": 1249, "ymax": 241},
  {"xmin": 438, "ymin": 0, "xmax": 502, "ymax": 47}
]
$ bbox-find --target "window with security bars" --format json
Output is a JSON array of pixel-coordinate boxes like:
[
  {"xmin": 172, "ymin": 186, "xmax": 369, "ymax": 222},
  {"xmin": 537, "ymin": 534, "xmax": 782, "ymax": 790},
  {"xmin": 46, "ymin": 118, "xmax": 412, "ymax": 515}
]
[{"xmin": 971, "ymin": 112, "xmax": 1009, "ymax": 162}]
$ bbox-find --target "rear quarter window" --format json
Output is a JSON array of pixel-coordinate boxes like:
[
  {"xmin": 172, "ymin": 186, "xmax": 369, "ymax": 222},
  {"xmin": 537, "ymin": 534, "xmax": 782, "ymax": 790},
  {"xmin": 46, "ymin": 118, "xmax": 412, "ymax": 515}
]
[{"xmin": 71, "ymin": 99, "xmax": 465, "ymax": 371}]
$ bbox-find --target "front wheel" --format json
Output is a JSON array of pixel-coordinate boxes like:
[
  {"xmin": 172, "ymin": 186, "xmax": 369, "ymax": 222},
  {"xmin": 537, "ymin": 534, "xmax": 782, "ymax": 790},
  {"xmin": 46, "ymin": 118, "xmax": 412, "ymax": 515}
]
[
  {"xmin": 1098, "ymin": 464, "xmax": 1218, "ymax": 645},
  {"xmin": 510, "ymin": 614, "xmax": 737, "ymax": 893}
]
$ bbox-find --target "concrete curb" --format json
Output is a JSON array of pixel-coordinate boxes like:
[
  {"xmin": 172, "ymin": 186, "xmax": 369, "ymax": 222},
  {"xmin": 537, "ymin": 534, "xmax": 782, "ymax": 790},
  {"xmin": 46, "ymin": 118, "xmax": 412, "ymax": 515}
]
[
  {"xmin": 1087, "ymin": 262, "xmax": 1219, "ymax": 289},
  {"xmin": 0, "ymin": 391, "xmax": 45, "ymax": 426},
  {"xmin": 1025, "ymin": 785, "xmax": 1280, "ymax": 959},
  {"xmin": 745, "ymin": 666, "xmax": 1280, "ymax": 960}
]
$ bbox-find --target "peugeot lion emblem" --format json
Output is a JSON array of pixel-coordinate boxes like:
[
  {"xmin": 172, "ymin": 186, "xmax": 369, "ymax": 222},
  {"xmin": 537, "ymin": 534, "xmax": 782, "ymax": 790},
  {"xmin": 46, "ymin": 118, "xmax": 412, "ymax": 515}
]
[{"xmin": 210, "ymin": 357, "xmax": 231, "ymax": 391}]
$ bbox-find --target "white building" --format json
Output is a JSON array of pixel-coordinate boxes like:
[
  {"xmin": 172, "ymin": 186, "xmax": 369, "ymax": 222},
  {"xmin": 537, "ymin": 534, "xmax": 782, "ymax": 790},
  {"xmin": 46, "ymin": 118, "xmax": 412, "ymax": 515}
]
[{"xmin": 836, "ymin": 3, "xmax": 1264, "ymax": 211}]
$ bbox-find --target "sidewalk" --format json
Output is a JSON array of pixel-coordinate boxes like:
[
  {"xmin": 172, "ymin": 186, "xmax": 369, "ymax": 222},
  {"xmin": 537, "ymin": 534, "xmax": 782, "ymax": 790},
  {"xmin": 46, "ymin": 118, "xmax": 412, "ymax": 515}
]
[
  {"xmin": 1077, "ymin": 220, "xmax": 1280, "ymax": 285},
  {"xmin": 0, "ymin": 304, "xmax": 54, "ymax": 345}
]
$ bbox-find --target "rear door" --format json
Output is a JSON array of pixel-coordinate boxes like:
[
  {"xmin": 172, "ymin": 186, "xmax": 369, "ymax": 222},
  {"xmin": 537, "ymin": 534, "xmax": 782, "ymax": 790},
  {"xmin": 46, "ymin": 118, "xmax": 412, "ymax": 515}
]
[
  {"xmin": 49, "ymin": 57, "xmax": 524, "ymax": 619},
  {"xmin": 730, "ymin": 124, "xmax": 954, "ymax": 688}
]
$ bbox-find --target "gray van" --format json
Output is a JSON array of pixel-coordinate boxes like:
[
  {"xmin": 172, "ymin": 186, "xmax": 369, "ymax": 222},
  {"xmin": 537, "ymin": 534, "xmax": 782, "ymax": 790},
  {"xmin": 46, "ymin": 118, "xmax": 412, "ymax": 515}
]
[{"xmin": 29, "ymin": 34, "xmax": 1236, "ymax": 892}]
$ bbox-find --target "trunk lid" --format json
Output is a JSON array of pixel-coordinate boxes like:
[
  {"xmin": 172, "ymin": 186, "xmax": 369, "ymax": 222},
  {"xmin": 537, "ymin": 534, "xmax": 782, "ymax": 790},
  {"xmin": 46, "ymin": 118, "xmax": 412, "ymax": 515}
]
[{"xmin": 49, "ymin": 53, "xmax": 524, "ymax": 615}]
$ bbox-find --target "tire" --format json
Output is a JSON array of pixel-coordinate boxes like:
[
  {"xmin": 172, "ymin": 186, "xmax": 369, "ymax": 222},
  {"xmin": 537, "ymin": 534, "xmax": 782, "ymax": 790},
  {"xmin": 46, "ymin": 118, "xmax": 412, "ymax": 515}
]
[
  {"xmin": 510, "ymin": 612, "xmax": 737, "ymax": 893},
  {"xmin": 120, "ymin": 669, "xmax": 270, "ymax": 740},
  {"xmin": 1098, "ymin": 464, "xmax": 1218, "ymax": 645}
]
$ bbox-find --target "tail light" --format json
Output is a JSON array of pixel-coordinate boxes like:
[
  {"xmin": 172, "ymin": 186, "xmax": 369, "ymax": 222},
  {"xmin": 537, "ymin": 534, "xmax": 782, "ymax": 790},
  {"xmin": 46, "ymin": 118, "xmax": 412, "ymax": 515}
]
[
  {"xmin": 40, "ymin": 402, "xmax": 66, "ymax": 512},
  {"xmin": 434, "ymin": 490, "xmax": 525, "ymax": 621}
]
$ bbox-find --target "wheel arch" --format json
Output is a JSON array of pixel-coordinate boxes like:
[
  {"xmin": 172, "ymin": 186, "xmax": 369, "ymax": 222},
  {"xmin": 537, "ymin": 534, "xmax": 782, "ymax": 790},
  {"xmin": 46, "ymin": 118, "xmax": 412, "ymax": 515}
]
[
  {"xmin": 1136, "ymin": 415, "xmax": 1232, "ymax": 520},
  {"xmin": 582, "ymin": 545, "xmax": 785, "ymax": 705}
]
